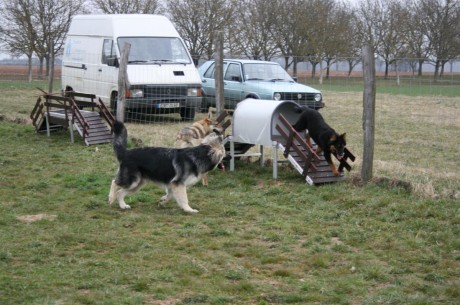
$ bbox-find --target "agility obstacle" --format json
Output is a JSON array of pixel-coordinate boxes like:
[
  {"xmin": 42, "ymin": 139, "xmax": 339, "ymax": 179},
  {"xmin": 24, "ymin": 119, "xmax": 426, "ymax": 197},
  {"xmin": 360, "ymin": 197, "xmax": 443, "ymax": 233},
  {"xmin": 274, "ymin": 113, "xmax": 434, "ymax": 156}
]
[
  {"xmin": 228, "ymin": 98, "xmax": 355, "ymax": 185},
  {"xmin": 30, "ymin": 92, "xmax": 115, "ymax": 146}
]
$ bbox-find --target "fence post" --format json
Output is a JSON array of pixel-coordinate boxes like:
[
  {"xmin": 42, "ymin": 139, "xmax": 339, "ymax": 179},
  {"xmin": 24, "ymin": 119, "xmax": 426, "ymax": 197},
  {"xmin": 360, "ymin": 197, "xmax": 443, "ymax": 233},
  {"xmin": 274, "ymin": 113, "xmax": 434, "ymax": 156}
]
[
  {"xmin": 361, "ymin": 45, "xmax": 376, "ymax": 182},
  {"xmin": 117, "ymin": 43, "xmax": 131, "ymax": 122},
  {"xmin": 214, "ymin": 31, "xmax": 224, "ymax": 115}
]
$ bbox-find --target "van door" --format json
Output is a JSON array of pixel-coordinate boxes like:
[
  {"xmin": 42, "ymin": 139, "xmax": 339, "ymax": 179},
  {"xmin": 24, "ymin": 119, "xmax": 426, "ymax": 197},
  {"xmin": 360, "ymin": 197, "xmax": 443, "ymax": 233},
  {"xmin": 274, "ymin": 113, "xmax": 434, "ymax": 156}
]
[{"xmin": 98, "ymin": 39, "xmax": 119, "ymax": 104}]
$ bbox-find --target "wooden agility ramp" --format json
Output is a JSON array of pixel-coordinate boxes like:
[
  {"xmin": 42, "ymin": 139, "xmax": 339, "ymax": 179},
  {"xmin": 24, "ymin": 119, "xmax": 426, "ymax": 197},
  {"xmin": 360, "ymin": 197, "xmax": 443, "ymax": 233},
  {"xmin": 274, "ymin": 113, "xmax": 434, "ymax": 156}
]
[
  {"xmin": 276, "ymin": 113, "xmax": 355, "ymax": 185},
  {"xmin": 30, "ymin": 92, "xmax": 115, "ymax": 146}
]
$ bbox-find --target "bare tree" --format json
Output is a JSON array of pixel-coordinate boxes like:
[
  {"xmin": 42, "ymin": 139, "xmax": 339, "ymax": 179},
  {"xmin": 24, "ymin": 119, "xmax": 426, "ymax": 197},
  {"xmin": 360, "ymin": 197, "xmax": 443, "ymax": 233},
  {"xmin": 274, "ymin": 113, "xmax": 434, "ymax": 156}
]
[
  {"xmin": 0, "ymin": 0, "xmax": 36, "ymax": 82},
  {"xmin": 340, "ymin": 5, "xmax": 362, "ymax": 77},
  {"xmin": 377, "ymin": 0, "xmax": 410, "ymax": 79},
  {"xmin": 231, "ymin": 0, "xmax": 279, "ymax": 60},
  {"xmin": 405, "ymin": 0, "xmax": 432, "ymax": 76},
  {"xmin": 355, "ymin": 0, "xmax": 409, "ymax": 78},
  {"xmin": 167, "ymin": 0, "xmax": 235, "ymax": 65},
  {"xmin": 418, "ymin": 0, "xmax": 460, "ymax": 79},
  {"xmin": 0, "ymin": 0, "xmax": 84, "ymax": 81},
  {"xmin": 91, "ymin": 0, "xmax": 162, "ymax": 14},
  {"xmin": 270, "ymin": 0, "xmax": 310, "ymax": 75},
  {"xmin": 34, "ymin": 0, "xmax": 85, "ymax": 78}
]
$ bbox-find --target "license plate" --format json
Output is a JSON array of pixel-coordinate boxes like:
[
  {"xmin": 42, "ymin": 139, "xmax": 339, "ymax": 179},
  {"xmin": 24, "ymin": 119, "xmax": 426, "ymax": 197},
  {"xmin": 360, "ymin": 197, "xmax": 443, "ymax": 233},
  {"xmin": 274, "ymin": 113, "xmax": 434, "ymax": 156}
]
[{"xmin": 157, "ymin": 103, "xmax": 180, "ymax": 109}]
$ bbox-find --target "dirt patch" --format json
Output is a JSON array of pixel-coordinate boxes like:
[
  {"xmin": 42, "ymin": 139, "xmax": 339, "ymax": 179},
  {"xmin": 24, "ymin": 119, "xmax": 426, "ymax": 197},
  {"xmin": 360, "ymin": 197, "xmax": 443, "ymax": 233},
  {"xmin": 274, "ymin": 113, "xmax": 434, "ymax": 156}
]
[
  {"xmin": 349, "ymin": 174, "xmax": 412, "ymax": 192},
  {"xmin": 17, "ymin": 213, "xmax": 57, "ymax": 223}
]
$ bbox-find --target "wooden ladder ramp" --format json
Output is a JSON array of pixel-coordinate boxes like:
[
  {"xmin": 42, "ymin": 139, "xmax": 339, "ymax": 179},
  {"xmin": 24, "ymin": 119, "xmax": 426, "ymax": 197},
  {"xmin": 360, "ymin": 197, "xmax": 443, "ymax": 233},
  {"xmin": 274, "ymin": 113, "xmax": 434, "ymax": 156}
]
[
  {"xmin": 275, "ymin": 113, "xmax": 355, "ymax": 185},
  {"xmin": 30, "ymin": 92, "xmax": 115, "ymax": 146}
]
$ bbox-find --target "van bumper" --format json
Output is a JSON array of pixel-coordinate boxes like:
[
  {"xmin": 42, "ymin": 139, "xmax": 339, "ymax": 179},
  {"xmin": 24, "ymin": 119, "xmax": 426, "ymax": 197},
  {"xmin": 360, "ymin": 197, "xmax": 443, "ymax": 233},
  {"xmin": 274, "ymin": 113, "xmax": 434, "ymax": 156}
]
[{"xmin": 125, "ymin": 96, "xmax": 202, "ymax": 111}]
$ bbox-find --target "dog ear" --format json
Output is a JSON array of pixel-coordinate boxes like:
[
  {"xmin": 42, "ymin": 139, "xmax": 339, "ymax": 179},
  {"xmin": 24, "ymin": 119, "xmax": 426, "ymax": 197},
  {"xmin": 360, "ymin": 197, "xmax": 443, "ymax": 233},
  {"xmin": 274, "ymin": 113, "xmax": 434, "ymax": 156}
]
[
  {"xmin": 340, "ymin": 133, "xmax": 346, "ymax": 141},
  {"xmin": 330, "ymin": 134, "xmax": 337, "ymax": 142}
]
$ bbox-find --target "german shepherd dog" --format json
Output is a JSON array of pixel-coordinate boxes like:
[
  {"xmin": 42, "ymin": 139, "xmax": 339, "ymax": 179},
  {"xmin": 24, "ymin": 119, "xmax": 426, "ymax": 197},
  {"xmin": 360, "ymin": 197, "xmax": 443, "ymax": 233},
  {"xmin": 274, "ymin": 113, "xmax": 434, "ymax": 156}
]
[
  {"xmin": 108, "ymin": 121, "xmax": 226, "ymax": 213},
  {"xmin": 175, "ymin": 114, "xmax": 219, "ymax": 186},
  {"xmin": 175, "ymin": 114, "xmax": 216, "ymax": 148},
  {"xmin": 292, "ymin": 107, "xmax": 346, "ymax": 176}
]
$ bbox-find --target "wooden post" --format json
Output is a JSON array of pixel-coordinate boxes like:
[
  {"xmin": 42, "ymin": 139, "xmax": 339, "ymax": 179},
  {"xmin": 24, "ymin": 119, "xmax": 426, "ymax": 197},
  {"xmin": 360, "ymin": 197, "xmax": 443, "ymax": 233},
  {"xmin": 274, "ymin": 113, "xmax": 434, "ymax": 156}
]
[
  {"xmin": 361, "ymin": 45, "xmax": 376, "ymax": 182},
  {"xmin": 117, "ymin": 43, "xmax": 131, "ymax": 122},
  {"xmin": 214, "ymin": 31, "xmax": 224, "ymax": 115}
]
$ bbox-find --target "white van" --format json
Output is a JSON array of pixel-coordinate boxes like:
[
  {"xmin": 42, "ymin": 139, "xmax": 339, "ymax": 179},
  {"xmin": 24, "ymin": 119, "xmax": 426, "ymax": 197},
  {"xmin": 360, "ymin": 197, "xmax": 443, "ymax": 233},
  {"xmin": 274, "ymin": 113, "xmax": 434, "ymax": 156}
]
[{"xmin": 62, "ymin": 14, "xmax": 202, "ymax": 120}]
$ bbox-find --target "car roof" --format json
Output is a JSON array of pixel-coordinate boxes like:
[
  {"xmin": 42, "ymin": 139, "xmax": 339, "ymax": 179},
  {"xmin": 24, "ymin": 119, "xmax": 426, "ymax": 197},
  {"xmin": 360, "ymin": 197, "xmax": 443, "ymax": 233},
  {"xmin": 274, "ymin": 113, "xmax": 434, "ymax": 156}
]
[
  {"xmin": 225, "ymin": 59, "xmax": 278, "ymax": 65},
  {"xmin": 203, "ymin": 59, "xmax": 279, "ymax": 65}
]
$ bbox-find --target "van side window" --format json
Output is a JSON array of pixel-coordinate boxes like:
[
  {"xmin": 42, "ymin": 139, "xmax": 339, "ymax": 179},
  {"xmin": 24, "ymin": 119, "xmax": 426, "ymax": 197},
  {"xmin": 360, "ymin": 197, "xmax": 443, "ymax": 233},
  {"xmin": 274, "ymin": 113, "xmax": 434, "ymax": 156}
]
[{"xmin": 102, "ymin": 39, "xmax": 115, "ymax": 64}]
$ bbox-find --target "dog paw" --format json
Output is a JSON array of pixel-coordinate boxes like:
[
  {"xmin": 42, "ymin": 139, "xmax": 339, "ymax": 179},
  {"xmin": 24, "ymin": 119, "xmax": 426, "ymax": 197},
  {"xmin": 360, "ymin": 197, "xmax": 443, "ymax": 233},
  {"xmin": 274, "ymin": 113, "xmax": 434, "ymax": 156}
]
[
  {"xmin": 119, "ymin": 204, "xmax": 131, "ymax": 209},
  {"xmin": 185, "ymin": 208, "xmax": 199, "ymax": 213}
]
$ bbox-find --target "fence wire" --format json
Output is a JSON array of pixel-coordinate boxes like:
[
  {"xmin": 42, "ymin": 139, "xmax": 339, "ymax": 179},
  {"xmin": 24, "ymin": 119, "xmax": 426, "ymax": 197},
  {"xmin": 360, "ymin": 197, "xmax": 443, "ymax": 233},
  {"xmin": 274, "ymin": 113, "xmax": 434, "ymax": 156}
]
[{"xmin": 1, "ymin": 55, "xmax": 459, "ymax": 124}]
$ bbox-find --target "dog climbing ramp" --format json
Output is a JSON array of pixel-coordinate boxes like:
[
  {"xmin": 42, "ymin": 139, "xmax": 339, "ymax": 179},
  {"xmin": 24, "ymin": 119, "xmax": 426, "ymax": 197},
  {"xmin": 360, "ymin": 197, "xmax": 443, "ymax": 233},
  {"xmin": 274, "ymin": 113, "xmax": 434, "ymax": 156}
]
[
  {"xmin": 276, "ymin": 113, "xmax": 355, "ymax": 185},
  {"xmin": 229, "ymin": 98, "xmax": 355, "ymax": 185},
  {"xmin": 30, "ymin": 92, "xmax": 115, "ymax": 146}
]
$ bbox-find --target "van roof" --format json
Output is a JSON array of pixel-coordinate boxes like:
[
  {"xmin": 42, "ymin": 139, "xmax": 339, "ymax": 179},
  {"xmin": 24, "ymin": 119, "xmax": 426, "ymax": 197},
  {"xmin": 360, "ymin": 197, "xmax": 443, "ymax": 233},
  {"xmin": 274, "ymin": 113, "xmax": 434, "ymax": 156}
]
[{"xmin": 68, "ymin": 14, "xmax": 180, "ymax": 38}]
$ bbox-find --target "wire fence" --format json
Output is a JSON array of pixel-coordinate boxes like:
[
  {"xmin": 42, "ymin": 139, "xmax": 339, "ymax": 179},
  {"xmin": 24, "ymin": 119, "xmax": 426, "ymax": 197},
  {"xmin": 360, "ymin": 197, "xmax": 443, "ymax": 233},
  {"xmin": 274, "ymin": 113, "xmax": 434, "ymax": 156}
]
[{"xmin": 1, "ymin": 55, "xmax": 459, "ymax": 124}]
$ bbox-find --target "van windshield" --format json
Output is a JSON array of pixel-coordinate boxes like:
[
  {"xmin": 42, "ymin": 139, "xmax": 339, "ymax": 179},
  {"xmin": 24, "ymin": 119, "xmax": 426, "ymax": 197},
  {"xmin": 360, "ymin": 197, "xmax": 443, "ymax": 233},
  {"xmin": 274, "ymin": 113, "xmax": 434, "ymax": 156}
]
[{"xmin": 118, "ymin": 37, "xmax": 191, "ymax": 64}]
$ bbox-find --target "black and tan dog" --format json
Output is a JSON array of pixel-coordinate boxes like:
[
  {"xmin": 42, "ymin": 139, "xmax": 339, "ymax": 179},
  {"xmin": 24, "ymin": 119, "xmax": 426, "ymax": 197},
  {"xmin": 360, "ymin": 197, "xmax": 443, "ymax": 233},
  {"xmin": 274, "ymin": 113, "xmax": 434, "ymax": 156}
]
[
  {"xmin": 293, "ymin": 107, "xmax": 346, "ymax": 176},
  {"xmin": 108, "ymin": 121, "xmax": 226, "ymax": 213}
]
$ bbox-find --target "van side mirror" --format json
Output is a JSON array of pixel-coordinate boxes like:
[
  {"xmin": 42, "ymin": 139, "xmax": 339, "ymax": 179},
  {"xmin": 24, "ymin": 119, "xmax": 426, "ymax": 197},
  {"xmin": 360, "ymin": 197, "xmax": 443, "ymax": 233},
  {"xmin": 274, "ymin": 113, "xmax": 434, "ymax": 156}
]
[{"xmin": 107, "ymin": 56, "xmax": 119, "ymax": 67}]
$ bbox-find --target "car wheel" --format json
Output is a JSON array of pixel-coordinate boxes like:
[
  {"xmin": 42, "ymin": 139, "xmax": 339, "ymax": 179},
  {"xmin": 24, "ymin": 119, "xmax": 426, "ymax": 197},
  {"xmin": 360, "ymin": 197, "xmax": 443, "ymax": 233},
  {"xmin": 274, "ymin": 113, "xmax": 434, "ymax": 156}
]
[{"xmin": 180, "ymin": 107, "xmax": 196, "ymax": 121}]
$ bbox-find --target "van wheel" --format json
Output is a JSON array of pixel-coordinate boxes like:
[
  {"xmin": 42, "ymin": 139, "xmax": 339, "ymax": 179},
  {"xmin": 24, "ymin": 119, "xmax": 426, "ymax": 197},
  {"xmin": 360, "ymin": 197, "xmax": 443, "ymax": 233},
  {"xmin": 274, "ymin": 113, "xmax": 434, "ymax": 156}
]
[{"xmin": 180, "ymin": 107, "xmax": 195, "ymax": 121}]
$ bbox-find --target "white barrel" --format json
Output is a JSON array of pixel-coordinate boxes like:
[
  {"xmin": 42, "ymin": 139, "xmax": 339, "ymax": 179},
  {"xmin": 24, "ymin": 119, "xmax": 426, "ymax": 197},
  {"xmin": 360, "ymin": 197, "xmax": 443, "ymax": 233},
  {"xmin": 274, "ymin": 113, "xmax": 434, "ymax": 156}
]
[{"xmin": 232, "ymin": 98, "xmax": 302, "ymax": 145}]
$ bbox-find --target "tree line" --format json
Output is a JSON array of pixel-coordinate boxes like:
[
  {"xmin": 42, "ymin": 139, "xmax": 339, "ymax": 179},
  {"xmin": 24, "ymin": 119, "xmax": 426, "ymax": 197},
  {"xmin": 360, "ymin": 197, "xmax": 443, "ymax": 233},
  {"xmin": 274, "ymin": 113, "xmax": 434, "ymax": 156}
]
[{"xmin": 0, "ymin": 0, "xmax": 459, "ymax": 81}]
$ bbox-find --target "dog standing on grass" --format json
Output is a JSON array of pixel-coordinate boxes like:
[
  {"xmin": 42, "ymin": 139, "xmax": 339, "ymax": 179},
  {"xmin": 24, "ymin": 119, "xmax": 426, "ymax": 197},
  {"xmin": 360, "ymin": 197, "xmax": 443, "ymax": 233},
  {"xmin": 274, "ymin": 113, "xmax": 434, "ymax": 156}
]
[
  {"xmin": 175, "ymin": 114, "xmax": 219, "ymax": 186},
  {"xmin": 108, "ymin": 121, "xmax": 226, "ymax": 213},
  {"xmin": 293, "ymin": 107, "xmax": 347, "ymax": 176}
]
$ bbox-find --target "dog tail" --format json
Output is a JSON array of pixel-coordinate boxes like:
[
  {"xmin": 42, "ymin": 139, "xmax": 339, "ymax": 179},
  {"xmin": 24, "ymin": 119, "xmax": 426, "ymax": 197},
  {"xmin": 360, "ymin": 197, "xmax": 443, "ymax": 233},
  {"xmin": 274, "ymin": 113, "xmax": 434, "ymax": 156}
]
[{"xmin": 113, "ymin": 120, "xmax": 128, "ymax": 162}]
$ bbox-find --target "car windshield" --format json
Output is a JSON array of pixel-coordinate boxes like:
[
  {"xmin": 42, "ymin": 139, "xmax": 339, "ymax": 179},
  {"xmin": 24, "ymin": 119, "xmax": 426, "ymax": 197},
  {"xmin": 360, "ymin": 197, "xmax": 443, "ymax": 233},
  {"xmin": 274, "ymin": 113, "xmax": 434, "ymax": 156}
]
[
  {"xmin": 118, "ymin": 37, "xmax": 191, "ymax": 64},
  {"xmin": 243, "ymin": 63, "xmax": 293, "ymax": 81}
]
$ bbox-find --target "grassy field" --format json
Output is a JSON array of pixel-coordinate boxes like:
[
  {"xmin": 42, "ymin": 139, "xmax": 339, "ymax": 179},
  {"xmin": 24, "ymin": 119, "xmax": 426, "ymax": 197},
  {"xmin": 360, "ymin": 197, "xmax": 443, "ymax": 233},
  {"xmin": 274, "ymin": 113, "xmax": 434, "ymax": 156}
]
[{"xmin": 0, "ymin": 80, "xmax": 459, "ymax": 304}]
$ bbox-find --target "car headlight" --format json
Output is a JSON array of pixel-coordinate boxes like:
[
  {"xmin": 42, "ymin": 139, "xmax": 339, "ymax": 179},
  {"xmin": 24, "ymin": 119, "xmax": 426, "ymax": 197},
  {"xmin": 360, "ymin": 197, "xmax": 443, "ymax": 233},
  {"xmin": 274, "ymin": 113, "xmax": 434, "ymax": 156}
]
[
  {"xmin": 274, "ymin": 93, "xmax": 281, "ymax": 101},
  {"xmin": 314, "ymin": 93, "xmax": 322, "ymax": 102},
  {"xmin": 130, "ymin": 89, "xmax": 144, "ymax": 98},
  {"xmin": 187, "ymin": 88, "xmax": 201, "ymax": 97}
]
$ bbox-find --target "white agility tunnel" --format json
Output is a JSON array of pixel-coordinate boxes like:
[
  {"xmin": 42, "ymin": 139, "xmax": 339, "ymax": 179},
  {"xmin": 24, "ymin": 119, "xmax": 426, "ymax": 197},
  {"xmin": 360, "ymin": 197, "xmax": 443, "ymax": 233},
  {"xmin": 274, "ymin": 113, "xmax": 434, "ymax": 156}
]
[{"xmin": 229, "ymin": 98, "xmax": 304, "ymax": 178}]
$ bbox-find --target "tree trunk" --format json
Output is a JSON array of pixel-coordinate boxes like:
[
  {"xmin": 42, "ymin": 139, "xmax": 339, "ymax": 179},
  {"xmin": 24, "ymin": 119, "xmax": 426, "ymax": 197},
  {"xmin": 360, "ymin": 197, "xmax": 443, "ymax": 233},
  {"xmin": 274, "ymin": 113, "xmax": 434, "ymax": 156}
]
[
  {"xmin": 417, "ymin": 59, "xmax": 424, "ymax": 76},
  {"xmin": 384, "ymin": 61, "xmax": 389, "ymax": 78},
  {"xmin": 27, "ymin": 54, "xmax": 33, "ymax": 83}
]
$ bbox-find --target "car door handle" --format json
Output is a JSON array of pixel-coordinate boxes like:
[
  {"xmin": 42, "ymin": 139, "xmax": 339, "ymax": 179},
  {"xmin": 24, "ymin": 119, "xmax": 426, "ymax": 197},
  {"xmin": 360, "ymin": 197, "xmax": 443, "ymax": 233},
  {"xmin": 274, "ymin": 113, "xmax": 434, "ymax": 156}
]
[
  {"xmin": 98, "ymin": 68, "xmax": 102, "ymax": 72},
  {"xmin": 202, "ymin": 79, "xmax": 207, "ymax": 83}
]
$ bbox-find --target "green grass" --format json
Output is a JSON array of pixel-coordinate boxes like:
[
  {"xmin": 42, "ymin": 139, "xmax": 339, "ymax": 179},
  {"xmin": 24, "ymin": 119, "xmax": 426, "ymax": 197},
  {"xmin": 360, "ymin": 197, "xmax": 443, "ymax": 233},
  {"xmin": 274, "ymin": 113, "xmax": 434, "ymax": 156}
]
[
  {"xmin": 300, "ymin": 75, "xmax": 460, "ymax": 97},
  {"xmin": 0, "ymin": 79, "xmax": 459, "ymax": 304}
]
